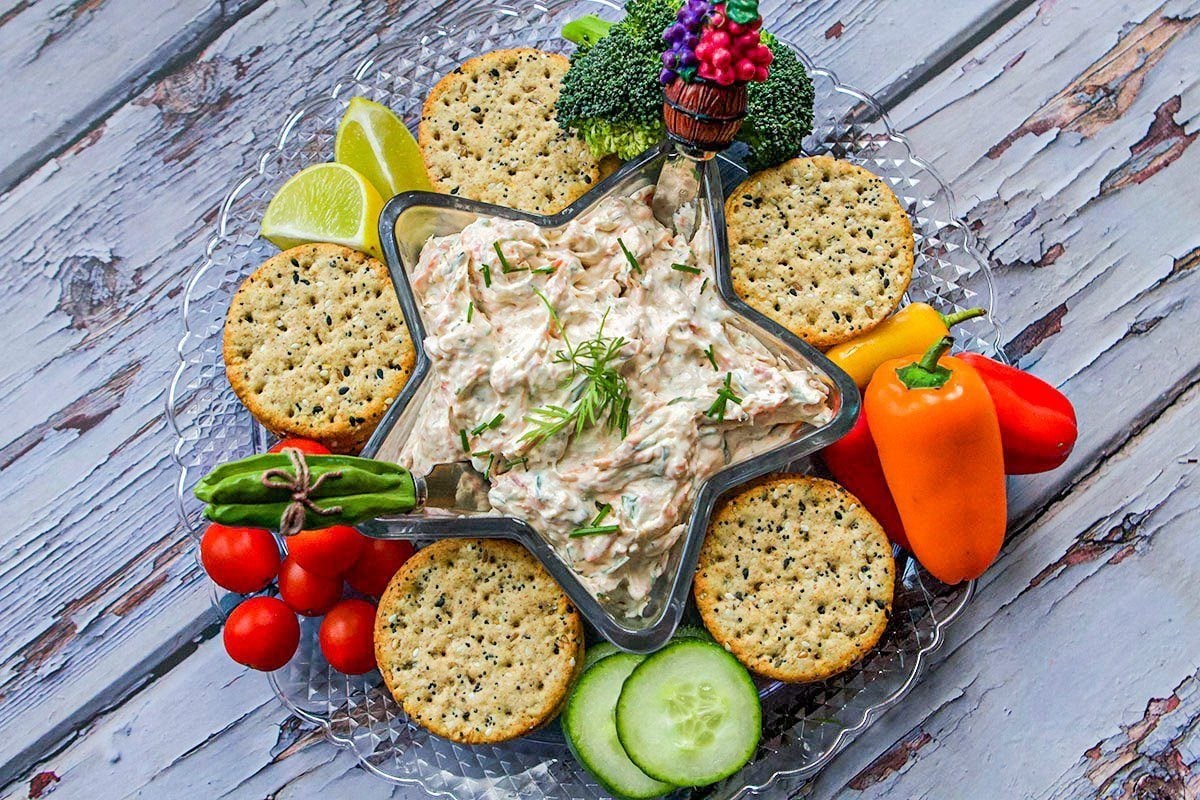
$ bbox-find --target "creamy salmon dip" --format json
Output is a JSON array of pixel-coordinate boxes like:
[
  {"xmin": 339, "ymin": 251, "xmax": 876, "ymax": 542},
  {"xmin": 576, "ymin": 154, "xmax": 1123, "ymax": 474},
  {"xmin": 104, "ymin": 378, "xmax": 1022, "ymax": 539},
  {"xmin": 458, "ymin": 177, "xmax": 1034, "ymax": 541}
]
[{"xmin": 400, "ymin": 188, "xmax": 832, "ymax": 612}]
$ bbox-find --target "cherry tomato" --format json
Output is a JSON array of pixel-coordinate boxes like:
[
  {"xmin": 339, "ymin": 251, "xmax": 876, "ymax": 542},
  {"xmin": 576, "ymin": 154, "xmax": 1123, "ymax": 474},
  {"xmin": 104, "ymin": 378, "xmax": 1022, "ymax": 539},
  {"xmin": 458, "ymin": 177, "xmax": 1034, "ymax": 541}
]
[
  {"xmin": 278, "ymin": 556, "xmax": 343, "ymax": 616},
  {"xmin": 200, "ymin": 523, "xmax": 280, "ymax": 594},
  {"xmin": 223, "ymin": 597, "xmax": 300, "ymax": 671},
  {"xmin": 345, "ymin": 539, "xmax": 416, "ymax": 597},
  {"xmin": 286, "ymin": 525, "xmax": 365, "ymax": 577},
  {"xmin": 319, "ymin": 599, "xmax": 377, "ymax": 675},
  {"xmin": 269, "ymin": 438, "xmax": 331, "ymax": 455}
]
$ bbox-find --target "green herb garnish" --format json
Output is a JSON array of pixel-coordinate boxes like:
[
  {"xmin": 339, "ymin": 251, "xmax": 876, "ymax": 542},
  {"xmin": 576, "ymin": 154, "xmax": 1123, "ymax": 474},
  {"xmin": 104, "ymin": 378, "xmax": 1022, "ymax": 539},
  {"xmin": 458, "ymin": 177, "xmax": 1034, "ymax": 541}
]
[
  {"xmin": 671, "ymin": 263, "xmax": 701, "ymax": 275},
  {"xmin": 481, "ymin": 263, "xmax": 492, "ymax": 287},
  {"xmin": 571, "ymin": 502, "xmax": 617, "ymax": 537},
  {"xmin": 470, "ymin": 413, "xmax": 505, "ymax": 436},
  {"xmin": 532, "ymin": 266, "xmax": 556, "ymax": 275},
  {"xmin": 617, "ymin": 238, "xmax": 642, "ymax": 274},
  {"xmin": 466, "ymin": 301, "xmax": 474, "ymax": 322},
  {"xmin": 459, "ymin": 429, "xmax": 470, "ymax": 452},
  {"xmin": 495, "ymin": 242, "xmax": 526, "ymax": 274},
  {"xmin": 704, "ymin": 344, "xmax": 718, "ymax": 370},
  {"xmin": 705, "ymin": 373, "xmax": 743, "ymax": 420},
  {"xmin": 700, "ymin": 277, "xmax": 709, "ymax": 293},
  {"xmin": 521, "ymin": 306, "xmax": 632, "ymax": 448}
]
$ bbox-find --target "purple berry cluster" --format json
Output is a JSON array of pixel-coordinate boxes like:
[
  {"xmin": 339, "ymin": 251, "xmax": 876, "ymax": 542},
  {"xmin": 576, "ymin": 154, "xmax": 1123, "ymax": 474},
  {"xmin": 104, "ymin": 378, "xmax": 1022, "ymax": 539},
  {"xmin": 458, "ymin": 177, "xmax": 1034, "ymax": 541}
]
[{"xmin": 660, "ymin": 0, "xmax": 710, "ymax": 84}]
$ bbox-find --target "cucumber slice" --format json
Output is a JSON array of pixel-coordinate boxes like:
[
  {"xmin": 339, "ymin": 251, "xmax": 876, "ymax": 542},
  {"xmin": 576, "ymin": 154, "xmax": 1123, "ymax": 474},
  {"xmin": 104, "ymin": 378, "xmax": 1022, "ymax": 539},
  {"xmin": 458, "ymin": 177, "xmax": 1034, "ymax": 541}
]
[
  {"xmin": 582, "ymin": 642, "xmax": 621, "ymax": 672},
  {"xmin": 562, "ymin": 653, "xmax": 676, "ymax": 799},
  {"xmin": 615, "ymin": 640, "xmax": 761, "ymax": 786}
]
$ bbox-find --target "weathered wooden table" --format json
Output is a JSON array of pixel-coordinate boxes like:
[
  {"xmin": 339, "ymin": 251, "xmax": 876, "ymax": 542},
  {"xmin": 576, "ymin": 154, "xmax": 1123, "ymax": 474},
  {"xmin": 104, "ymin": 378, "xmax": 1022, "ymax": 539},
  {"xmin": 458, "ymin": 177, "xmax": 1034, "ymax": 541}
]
[{"xmin": 2, "ymin": 0, "xmax": 1197, "ymax": 797}]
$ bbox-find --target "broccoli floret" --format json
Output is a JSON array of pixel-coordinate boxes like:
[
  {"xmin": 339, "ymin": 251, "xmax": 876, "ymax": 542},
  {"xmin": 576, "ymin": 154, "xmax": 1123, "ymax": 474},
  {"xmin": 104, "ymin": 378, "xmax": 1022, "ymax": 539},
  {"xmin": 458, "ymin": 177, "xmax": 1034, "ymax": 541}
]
[
  {"xmin": 557, "ymin": 4, "xmax": 814, "ymax": 169},
  {"xmin": 556, "ymin": 0, "xmax": 679, "ymax": 160},
  {"xmin": 739, "ymin": 32, "xmax": 815, "ymax": 172}
]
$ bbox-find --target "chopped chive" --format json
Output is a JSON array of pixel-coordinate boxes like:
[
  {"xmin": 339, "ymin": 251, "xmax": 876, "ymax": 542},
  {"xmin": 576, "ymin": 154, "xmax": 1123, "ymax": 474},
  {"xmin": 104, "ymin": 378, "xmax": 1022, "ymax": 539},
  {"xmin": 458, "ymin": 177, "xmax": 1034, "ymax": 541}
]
[
  {"xmin": 704, "ymin": 344, "xmax": 718, "ymax": 370},
  {"xmin": 459, "ymin": 429, "xmax": 470, "ymax": 452},
  {"xmin": 672, "ymin": 263, "xmax": 702, "ymax": 275},
  {"xmin": 481, "ymin": 263, "xmax": 492, "ymax": 287},
  {"xmin": 532, "ymin": 266, "xmax": 556, "ymax": 274},
  {"xmin": 591, "ymin": 502, "xmax": 613, "ymax": 526},
  {"xmin": 466, "ymin": 301, "xmax": 474, "ymax": 322},
  {"xmin": 471, "ymin": 413, "xmax": 506, "ymax": 435},
  {"xmin": 705, "ymin": 372, "xmax": 744, "ymax": 420},
  {"xmin": 617, "ymin": 238, "xmax": 642, "ymax": 273},
  {"xmin": 471, "ymin": 449, "xmax": 491, "ymax": 459},
  {"xmin": 570, "ymin": 524, "xmax": 620, "ymax": 537},
  {"xmin": 484, "ymin": 452, "xmax": 496, "ymax": 479},
  {"xmin": 494, "ymin": 242, "xmax": 516, "ymax": 273},
  {"xmin": 700, "ymin": 277, "xmax": 709, "ymax": 293},
  {"xmin": 505, "ymin": 456, "xmax": 528, "ymax": 470}
]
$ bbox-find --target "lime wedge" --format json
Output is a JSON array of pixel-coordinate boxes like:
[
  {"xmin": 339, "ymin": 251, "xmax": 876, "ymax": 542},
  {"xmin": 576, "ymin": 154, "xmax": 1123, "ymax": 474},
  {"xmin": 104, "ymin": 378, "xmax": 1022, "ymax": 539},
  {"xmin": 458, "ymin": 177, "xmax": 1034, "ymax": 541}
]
[
  {"xmin": 260, "ymin": 162, "xmax": 384, "ymax": 259},
  {"xmin": 334, "ymin": 96, "xmax": 432, "ymax": 200}
]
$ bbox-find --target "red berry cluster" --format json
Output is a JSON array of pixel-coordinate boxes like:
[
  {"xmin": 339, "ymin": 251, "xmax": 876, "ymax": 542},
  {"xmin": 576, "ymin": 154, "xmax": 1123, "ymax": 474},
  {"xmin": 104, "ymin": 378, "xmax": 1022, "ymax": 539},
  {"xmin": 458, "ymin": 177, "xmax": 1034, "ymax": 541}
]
[{"xmin": 694, "ymin": 4, "xmax": 772, "ymax": 86}]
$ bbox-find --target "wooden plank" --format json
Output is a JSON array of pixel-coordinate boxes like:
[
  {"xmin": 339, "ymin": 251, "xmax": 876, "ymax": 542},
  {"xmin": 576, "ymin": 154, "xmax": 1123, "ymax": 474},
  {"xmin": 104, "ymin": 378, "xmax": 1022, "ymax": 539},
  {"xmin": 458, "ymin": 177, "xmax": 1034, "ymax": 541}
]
[
  {"xmin": 0, "ymin": 0, "xmax": 264, "ymax": 193},
  {"xmin": 0, "ymin": 0, "xmax": 1017, "ymax": 793},
  {"xmin": 810, "ymin": 385, "xmax": 1200, "ymax": 799},
  {"xmin": 797, "ymin": 0, "xmax": 1200, "ymax": 796}
]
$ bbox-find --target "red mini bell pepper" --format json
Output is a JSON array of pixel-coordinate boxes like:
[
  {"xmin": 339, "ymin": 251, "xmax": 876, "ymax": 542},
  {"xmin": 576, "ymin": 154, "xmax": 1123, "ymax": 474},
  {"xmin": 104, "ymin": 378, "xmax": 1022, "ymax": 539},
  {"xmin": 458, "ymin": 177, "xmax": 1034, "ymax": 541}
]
[
  {"xmin": 957, "ymin": 353, "xmax": 1078, "ymax": 474},
  {"xmin": 820, "ymin": 406, "xmax": 910, "ymax": 551}
]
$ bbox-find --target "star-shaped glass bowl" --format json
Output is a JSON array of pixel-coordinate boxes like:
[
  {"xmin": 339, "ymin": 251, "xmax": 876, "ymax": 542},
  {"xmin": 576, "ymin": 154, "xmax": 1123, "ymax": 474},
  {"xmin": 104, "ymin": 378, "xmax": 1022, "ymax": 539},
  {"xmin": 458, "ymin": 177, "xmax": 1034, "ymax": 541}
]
[
  {"xmin": 359, "ymin": 145, "xmax": 859, "ymax": 651},
  {"xmin": 168, "ymin": 0, "xmax": 1003, "ymax": 794}
]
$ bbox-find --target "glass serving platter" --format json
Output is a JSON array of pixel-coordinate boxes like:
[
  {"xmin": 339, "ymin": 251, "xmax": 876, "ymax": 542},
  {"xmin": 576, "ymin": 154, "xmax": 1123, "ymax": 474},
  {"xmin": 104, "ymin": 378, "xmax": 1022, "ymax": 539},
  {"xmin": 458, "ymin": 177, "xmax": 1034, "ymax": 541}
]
[{"xmin": 167, "ymin": 0, "xmax": 1003, "ymax": 796}]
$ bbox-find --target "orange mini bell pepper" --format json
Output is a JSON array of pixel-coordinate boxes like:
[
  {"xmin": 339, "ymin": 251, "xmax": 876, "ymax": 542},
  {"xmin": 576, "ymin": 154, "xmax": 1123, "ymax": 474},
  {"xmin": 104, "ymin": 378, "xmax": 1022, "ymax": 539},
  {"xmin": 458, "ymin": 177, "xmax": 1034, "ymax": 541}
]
[
  {"xmin": 864, "ymin": 337, "xmax": 1007, "ymax": 584},
  {"xmin": 826, "ymin": 303, "xmax": 987, "ymax": 388}
]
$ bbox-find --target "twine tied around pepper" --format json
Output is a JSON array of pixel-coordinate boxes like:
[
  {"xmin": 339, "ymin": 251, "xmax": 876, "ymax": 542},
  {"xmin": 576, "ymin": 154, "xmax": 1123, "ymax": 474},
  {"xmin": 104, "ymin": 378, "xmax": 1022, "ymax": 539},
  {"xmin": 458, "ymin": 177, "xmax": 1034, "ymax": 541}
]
[{"xmin": 260, "ymin": 447, "xmax": 344, "ymax": 536}]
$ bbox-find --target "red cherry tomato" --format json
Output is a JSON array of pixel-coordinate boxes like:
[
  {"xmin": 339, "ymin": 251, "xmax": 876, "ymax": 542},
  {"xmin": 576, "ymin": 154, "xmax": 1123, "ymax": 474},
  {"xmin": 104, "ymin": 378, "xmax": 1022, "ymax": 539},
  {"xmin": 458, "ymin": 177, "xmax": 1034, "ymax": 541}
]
[
  {"xmin": 223, "ymin": 597, "xmax": 300, "ymax": 671},
  {"xmin": 269, "ymin": 438, "xmax": 331, "ymax": 455},
  {"xmin": 278, "ymin": 556, "xmax": 343, "ymax": 616},
  {"xmin": 200, "ymin": 523, "xmax": 280, "ymax": 594},
  {"xmin": 346, "ymin": 539, "xmax": 416, "ymax": 597},
  {"xmin": 286, "ymin": 525, "xmax": 365, "ymax": 577},
  {"xmin": 319, "ymin": 599, "xmax": 377, "ymax": 675}
]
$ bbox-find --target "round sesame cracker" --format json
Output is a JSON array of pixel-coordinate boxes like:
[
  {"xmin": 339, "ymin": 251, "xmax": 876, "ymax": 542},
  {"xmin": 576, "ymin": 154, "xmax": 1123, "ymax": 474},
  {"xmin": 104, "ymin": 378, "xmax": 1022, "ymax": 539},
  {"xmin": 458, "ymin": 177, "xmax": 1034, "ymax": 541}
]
[
  {"xmin": 726, "ymin": 156, "xmax": 914, "ymax": 348},
  {"xmin": 419, "ymin": 48, "xmax": 602, "ymax": 215},
  {"xmin": 222, "ymin": 243, "xmax": 415, "ymax": 453},
  {"xmin": 374, "ymin": 538, "xmax": 585, "ymax": 744},
  {"xmin": 693, "ymin": 475, "xmax": 894, "ymax": 683}
]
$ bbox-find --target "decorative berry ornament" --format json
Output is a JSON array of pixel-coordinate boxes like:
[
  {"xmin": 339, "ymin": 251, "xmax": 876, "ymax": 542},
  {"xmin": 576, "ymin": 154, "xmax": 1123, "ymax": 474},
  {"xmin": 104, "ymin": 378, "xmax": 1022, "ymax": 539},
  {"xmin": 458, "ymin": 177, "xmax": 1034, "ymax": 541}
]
[{"xmin": 661, "ymin": 0, "xmax": 772, "ymax": 152}]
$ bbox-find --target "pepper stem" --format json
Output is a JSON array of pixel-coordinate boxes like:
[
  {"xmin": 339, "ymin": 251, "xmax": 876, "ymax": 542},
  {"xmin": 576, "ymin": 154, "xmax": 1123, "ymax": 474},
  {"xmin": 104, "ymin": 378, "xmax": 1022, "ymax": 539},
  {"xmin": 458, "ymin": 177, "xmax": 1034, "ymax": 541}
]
[
  {"xmin": 940, "ymin": 307, "xmax": 987, "ymax": 328},
  {"xmin": 896, "ymin": 336, "xmax": 955, "ymax": 390}
]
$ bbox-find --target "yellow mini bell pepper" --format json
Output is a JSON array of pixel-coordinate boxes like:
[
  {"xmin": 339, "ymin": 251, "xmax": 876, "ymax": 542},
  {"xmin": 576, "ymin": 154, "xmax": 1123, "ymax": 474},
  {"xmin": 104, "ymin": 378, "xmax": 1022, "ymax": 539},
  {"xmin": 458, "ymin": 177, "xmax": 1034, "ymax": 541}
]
[{"xmin": 826, "ymin": 303, "xmax": 987, "ymax": 388}]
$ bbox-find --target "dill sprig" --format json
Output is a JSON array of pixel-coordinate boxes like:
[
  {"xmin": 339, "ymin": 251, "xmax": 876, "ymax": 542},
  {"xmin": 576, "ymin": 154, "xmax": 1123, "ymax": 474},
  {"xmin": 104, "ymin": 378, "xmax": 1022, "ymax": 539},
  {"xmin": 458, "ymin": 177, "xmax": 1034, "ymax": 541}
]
[
  {"xmin": 521, "ymin": 305, "xmax": 632, "ymax": 449},
  {"xmin": 705, "ymin": 372, "xmax": 743, "ymax": 421},
  {"xmin": 617, "ymin": 238, "xmax": 642, "ymax": 274},
  {"xmin": 571, "ymin": 502, "xmax": 618, "ymax": 537}
]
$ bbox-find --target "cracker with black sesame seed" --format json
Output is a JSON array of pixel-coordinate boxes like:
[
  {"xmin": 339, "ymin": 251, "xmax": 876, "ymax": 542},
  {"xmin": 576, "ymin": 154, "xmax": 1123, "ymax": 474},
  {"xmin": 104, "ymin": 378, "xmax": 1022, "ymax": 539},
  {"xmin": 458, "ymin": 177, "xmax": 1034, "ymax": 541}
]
[
  {"xmin": 419, "ymin": 48, "xmax": 602, "ymax": 215},
  {"xmin": 222, "ymin": 243, "xmax": 415, "ymax": 453},
  {"xmin": 726, "ymin": 156, "xmax": 914, "ymax": 348},
  {"xmin": 374, "ymin": 538, "xmax": 585, "ymax": 744},
  {"xmin": 693, "ymin": 475, "xmax": 894, "ymax": 683}
]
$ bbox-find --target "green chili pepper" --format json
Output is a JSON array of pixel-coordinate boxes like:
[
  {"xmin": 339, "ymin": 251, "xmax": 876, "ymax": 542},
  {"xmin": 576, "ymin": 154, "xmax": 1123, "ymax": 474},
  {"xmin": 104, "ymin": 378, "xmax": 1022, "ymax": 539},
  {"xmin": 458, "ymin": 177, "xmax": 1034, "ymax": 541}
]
[
  {"xmin": 194, "ymin": 453, "xmax": 406, "ymax": 501},
  {"xmin": 194, "ymin": 452, "xmax": 417, "ymax": 532},
  {"xmin": 204, "ymin": 467, "xmax": 409, "ymax": 504},
  {"xmin": 204, "ymin": 489, "xmax": 417, "ymax": 530}
]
